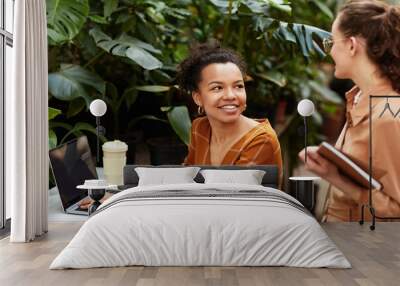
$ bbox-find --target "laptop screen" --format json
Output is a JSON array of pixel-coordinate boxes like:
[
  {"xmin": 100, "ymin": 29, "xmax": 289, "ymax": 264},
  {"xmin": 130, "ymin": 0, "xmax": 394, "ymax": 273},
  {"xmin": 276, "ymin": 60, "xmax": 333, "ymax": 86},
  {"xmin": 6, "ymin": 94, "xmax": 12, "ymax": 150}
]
[{"xmin": 49, "ymin": 135, "xmax": 97, "ymax": 210}]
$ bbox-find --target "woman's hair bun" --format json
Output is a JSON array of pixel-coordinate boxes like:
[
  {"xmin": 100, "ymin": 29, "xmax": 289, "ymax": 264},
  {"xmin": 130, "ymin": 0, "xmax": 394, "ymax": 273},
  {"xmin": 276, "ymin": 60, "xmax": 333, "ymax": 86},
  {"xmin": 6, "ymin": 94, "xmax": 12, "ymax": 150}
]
[
  {"xmin": 176, "ymin": 40, "xmax": 246, "ymax": 94},
  {"xmin": 339, "ymin": 0, "xmax": 400, "ymax": 93}
]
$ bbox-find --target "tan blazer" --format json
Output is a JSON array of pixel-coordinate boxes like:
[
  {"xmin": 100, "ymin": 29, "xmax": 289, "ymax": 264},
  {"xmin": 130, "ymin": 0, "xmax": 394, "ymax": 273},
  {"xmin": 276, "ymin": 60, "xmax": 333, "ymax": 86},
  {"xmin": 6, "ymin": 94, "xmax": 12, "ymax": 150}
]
[{"xmin": 323, "ymin": 86, "xmax": 400, "ymax": 222}]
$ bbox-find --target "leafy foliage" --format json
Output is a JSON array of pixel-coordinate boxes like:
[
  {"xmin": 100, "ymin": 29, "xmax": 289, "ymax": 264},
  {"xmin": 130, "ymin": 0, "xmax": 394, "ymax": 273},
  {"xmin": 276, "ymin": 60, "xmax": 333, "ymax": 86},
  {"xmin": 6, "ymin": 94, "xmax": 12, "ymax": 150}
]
[
  {"xmin": 48, "ymin": 64, "xmax": 105, "ymax": 106},
  {"xmin": 89, "ymin": 28, "xmax": 163, "ymax": 70},
  {"xmin": 47, "ymin": 0, "xmax": 341, "ymax": 174},
  {"xmin": 47, "ymin": 0, "xmax": 89, "ymax": 45}
]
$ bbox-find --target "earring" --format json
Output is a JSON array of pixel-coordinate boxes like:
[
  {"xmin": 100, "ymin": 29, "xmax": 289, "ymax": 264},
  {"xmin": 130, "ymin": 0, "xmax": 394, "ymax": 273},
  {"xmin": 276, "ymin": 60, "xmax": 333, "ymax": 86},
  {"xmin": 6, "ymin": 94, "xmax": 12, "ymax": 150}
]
[{"xmin": 197, "ymin": 105, "xmax": 204, "ymax": 115}]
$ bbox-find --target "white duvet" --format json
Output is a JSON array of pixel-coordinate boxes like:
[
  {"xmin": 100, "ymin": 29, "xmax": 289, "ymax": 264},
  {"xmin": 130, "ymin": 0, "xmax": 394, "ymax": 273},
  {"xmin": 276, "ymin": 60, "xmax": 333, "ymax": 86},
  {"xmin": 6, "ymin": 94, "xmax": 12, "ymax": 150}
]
[{"xmin": 50, "ymin": 183, "xmax": 351, "ymax": 269}]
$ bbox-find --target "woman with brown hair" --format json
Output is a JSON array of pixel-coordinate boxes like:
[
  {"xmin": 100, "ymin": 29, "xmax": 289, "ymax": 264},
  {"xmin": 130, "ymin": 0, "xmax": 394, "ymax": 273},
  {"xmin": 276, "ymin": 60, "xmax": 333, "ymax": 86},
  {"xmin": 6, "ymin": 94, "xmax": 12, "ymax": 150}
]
[
  {"xmin": 178, "ymin": 42, "xmax": 283, "ymax": 180},
  {"xmin": 299, "ymin": 0, "xmax": 400, "ymax": 221}
]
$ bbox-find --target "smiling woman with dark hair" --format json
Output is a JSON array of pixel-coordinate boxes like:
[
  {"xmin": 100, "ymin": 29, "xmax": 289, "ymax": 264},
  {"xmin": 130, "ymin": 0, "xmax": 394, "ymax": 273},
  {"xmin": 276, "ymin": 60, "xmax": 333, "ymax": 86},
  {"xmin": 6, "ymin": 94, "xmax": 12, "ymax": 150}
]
[{"xmin": 178, "ymin": 41, "xmax": 282, "ymax": 182}]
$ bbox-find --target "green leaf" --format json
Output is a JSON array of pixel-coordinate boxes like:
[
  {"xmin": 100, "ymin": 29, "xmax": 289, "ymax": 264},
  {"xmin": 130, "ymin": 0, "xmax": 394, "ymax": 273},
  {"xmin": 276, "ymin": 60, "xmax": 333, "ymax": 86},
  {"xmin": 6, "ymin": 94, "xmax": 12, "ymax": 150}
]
[
  {"xmin": 49, "ymin": 121, "xmax": 73, "ymax": 131},
  {"xmin": 46, "ymin": 0, "xmax": 89, "ymax": 45},
  {"xmin": 312, "ymin": 110, "xmax": 323, "ymax": 125},
  {"xmin": 164, "ymin": 7, "xmax": 191, "ymax": 20},
  {"xmin": 48, "ymin": 64, "xmax": 106, "ymax": 106},
  {"xmin": 49, "ymin": 129, "xmax": 58, "ymax": 149},
  {"xmin": 242, "ymin": 1, "xmax": 270, "ymax": 14},
  {"xmin": 257, "ymin": 71, "xmax": 287, "ymax": 87},
  {"xmin": 209, "ymin": 0, "xmax": 239, "ymax": 14},
  {"xmin": 48, "ymin": 107, "xmax": 61, "ymax": 120},
  {"xmin": 276, "ymin": 22, "xmax": 296, "ymax": 43},
  {"xmin": 257, "ymin": 17, "xmax": 330, "ymax": 58},
  {"xmin": 165, "ymin": 106, "xmax": 191, "ymax": 146},
  {"xmin": 123, "ymin": 87, "xmax": 138, "ymax": 109},
  {"xmin": 291, "ymin": 23, "xmax": 331, "ymax": 58},
  {"xmin": 309, "ymin": 81, "xmax": 343, "ymax": 104},
  {"xmin": 116, "ymin": 13, "xmax": 134, "ymax": 24},
  {"xmin": 104, "ymin": 0, "xmax": 119, "ymax": 18},
  {"xmin": 211, "ymin": 0, "xmax": 291, "ymax": 15},
  {"xmin": 67, "ymin": 98, "xmax": 86, "ymax": 118},
  {"xmin": 255, "ymin": 17, "xmax": 275, "ymax": 32},
  {"xmin": 292, "ymin": 24, "xmax": 309, "ymax": 57},
  {"xmin": 60, "ymin": 122, "xmax": 107, "ymax": 144},
  {"xmin": 160, "ymin": 106, "xmax": 173, "ymax": 112},
  {"xmin": 312, "ymin": 0, "xmax": 334, "ymax": 20},
  {"xmin": 303, "ymin": 24, "xmax": 331, "ymax": 57},
  {"xmin": 125, "ymin": 46, "xmax": 163, "ymax": 70},
  {"xmin": 88, "ymin": 15, "xmax": 108, "ymax": 24},
  {"xmin": 243, "ymin": 0, "xmax": 291, "ymax": 15},
  {"xmin": 135, "ymin": 85, "xmax": 171, "ymax": 93},
  {"xmin": 60, "ymin": 64, "xmax": 106, "ymax": 95},
  {"xmin": 299, "ymin": 82, "xmax": 312, "ymax": 99},
  {"xmin": 48, "ymin": 71, "xmax": 89, "ymax": 103},
  {"xmin": 267, "ymin": 0, "xmax": 292, "ymax": 14},
  {"xmin": 89, "ymin": 27, "xmax": 162, "ymax": 70},
  {"xmin": 106, "ymin": 82, "xmax": 119, "ymax": 104},
  {"xmin": 118, "ymin": 34, "xmax": 162, "ymax": 55}
]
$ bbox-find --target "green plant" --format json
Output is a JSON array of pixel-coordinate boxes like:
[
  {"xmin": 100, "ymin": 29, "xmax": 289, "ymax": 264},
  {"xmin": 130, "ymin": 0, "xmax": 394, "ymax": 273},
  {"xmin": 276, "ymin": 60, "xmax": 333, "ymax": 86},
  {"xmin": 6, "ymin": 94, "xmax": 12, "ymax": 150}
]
[
  {"xmin": 47, "ymin": 0, "xmax": 194, "ymax": 146},
  {"xmin": 46, "ymin": 0, "xmax": 343, "ymax": 176},
  {"xmin": 49, "ymin": 106, "xmax": 106, "ymax": 150},
  {"xmin": 196, "ymin": 0, "xmax": 342, "ymax": 175}
]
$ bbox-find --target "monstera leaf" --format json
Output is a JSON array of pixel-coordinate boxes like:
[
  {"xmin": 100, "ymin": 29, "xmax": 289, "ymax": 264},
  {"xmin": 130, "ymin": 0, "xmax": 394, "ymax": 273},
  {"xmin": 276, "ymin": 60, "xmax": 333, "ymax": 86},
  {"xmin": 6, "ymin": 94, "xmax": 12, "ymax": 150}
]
[
  {"xmin": 164, "ymin": 106, "xmax": 191, "ymax": 146},
  {"xmin": 48, "ymin": 64, "xmax": 106, "ymax": 106},
  {"xmin": 210, "ymin": 0, "xmax": 291, "ymax": 15},
  {"xmin": 89, "ymin": 27, "xmax": 163, "ymax": 70},
  {"xmin": 46, "ymin": 0, "xmax": 89, "ymax": 45},
  {"xmin": 256, "ymin": 17, "xmax": 331, "ymax": 58}
]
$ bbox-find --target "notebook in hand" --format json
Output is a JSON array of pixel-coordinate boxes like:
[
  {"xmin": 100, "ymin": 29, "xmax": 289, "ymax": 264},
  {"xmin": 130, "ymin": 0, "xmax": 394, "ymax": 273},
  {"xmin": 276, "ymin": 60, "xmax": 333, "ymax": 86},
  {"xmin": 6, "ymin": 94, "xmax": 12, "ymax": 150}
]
[{"xmin": 317, "ymin": 142, "xmax": 384, "ymax": 190}]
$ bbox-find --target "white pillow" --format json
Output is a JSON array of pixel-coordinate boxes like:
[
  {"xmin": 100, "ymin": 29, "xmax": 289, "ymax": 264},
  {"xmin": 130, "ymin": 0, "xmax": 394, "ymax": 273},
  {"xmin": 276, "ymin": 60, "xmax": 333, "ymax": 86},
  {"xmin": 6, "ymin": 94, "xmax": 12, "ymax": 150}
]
[
  {"xmin": 135, "ymin": 167, "xmax": 201, "ymax": 186},
  {"xmin": 200, "ymin": 169, "xmax": 266, "ymax": 185}
]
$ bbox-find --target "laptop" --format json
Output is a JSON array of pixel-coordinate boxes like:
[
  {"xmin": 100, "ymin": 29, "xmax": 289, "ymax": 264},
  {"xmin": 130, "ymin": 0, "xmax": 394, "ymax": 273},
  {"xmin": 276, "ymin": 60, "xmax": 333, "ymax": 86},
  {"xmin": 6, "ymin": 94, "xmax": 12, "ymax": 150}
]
[{"xmin": 49, "ymin": 135, "xmax": 97, "ymax": 215}]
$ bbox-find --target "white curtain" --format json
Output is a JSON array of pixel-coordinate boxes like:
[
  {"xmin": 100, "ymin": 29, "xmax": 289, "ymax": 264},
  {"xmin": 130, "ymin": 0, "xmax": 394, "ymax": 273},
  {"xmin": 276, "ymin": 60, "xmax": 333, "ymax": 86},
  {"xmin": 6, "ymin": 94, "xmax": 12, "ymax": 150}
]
[{"xmin": 7, "ymin": 0, "xmax": 48, "ymax": 242}]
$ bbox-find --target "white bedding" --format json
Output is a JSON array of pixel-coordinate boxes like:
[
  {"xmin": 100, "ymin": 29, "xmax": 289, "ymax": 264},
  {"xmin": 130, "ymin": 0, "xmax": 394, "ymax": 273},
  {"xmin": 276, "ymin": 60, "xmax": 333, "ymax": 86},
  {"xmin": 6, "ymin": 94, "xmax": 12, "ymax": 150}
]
[{"xmin": 50, "ymin": 183, "xmax": 351, "ymax": 269}]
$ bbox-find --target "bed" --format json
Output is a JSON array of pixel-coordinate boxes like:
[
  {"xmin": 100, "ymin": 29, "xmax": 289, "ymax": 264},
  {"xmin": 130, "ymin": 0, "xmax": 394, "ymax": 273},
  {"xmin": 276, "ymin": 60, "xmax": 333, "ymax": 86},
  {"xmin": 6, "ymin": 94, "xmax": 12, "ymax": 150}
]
[{"xmin": 50, "ymin": 165, "xmax": 350, "ymax": 269}]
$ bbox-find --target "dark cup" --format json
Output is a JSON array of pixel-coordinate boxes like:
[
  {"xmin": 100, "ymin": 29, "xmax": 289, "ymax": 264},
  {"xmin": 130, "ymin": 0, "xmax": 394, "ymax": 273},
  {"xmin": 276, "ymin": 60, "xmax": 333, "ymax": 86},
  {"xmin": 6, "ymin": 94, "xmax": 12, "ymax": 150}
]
[
  {"xmin": 88, "ymin": 188, "xmax": 106, "ymax": 201},
  {"xmin": 289, "ymin": 177, "xmax": 319, "ymax": 213},
  {"xmin": 87, "ymin": 188, "xmax": 106, "ymax": 215}
]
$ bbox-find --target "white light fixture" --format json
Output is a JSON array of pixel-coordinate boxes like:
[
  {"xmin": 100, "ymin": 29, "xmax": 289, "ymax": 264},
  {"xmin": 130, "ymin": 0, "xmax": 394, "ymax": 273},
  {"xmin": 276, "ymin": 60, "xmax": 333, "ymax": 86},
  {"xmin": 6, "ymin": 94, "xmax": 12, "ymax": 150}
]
[
  {"xmin": 297, "ymin": 99, "xmax": 315, "ymax": 163},
  {"xmin": 297, "ymin": 99, "xmax": 315, "ymax": 117},
  {"xmin": 89, "ymin": 99, "xmax": 107, "ymax": 164},
  {"xmin": 90, "ymin": 99, "xmax": 107, "ymax": 117}
]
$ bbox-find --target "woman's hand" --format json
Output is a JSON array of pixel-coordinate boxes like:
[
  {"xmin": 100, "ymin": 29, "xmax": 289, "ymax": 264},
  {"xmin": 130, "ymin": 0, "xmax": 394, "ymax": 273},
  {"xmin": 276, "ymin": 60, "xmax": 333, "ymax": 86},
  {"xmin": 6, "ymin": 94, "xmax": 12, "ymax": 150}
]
[
  {"xmin": 298, "ymin": 146, "xmax": 340, "ymax": 182},
  {"xmin": 78, "ymin": 193, "xmax": 112, "ymax": 210},
  {"xmin": 78, "ymin": 197, "xmax": 93, "ymax": 210},
  {"xmin": 298, "ymin": 146, "xmax": 364, "ymax": 202}
]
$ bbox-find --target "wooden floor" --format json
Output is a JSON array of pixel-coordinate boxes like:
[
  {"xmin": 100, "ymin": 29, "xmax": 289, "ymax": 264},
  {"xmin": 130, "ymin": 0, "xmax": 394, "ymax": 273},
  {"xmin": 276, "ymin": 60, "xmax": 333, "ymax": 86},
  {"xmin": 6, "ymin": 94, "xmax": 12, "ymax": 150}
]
[{"xmin": 0, "ymin": 222, "xmax": 399, "ymax": 286}]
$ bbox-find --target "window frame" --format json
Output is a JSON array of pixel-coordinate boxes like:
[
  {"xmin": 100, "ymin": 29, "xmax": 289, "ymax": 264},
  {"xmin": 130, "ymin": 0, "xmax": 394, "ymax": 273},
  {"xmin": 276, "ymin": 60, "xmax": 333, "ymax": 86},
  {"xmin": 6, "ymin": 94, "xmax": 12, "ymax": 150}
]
[{"xmin": 1, "ymin": 0, "xmax": 13, "ymax": 230}]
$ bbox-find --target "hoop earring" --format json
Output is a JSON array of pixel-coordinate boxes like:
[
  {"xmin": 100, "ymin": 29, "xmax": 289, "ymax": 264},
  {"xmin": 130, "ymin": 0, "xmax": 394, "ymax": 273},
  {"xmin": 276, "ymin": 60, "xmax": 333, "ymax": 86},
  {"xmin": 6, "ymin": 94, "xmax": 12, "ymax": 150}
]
[{"xmin": 197, "ymin": 105, "xmax": 204, "ymax": 115}]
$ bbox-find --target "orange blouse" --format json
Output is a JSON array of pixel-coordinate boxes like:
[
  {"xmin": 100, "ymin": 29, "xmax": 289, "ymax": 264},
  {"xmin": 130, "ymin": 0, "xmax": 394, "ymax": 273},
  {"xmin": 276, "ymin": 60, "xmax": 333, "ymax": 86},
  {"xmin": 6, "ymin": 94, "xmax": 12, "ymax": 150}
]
[
  {"xmin": 324, "ymin": 86, "xmax": 400, "ymax": 222},
  {"xmin": 183, "ymin": 116, "xmax": 283, "ymax": 185}
]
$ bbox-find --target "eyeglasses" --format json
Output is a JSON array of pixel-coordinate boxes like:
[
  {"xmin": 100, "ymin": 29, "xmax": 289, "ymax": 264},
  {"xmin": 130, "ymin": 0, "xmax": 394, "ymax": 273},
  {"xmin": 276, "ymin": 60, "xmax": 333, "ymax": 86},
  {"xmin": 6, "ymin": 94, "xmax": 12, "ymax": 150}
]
[{"xmin": 322, "ymin": 36, "xmax": 348, "ymax": 53}]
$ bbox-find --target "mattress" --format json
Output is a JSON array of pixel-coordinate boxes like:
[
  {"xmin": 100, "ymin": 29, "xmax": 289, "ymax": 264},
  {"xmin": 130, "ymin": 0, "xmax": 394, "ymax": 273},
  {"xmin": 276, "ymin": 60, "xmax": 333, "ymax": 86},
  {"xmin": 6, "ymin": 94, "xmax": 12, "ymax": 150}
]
[{"xmin": 50, "ymin": 183, "xmax": 351, "ymax": 269}]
